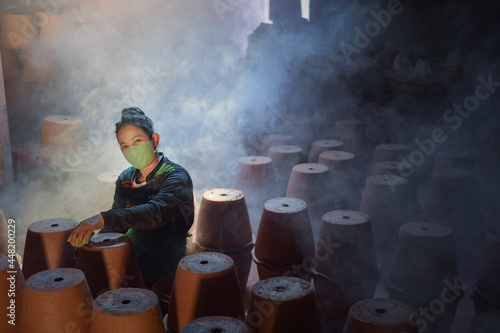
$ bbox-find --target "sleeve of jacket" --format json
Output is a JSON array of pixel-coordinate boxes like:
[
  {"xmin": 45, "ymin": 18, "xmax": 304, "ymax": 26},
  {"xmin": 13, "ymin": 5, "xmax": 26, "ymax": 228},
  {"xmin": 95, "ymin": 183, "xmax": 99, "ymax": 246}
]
[{"xmin": 101, "ymin": 171, "xmax": 194, "ymax": 234}]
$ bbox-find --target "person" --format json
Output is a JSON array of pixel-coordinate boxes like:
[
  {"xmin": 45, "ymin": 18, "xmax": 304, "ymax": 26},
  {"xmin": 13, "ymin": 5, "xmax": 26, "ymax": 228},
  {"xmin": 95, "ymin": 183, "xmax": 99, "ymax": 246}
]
[{"xmin": 67, "ymin": 107, "xmax": 194, "ymax": 288}]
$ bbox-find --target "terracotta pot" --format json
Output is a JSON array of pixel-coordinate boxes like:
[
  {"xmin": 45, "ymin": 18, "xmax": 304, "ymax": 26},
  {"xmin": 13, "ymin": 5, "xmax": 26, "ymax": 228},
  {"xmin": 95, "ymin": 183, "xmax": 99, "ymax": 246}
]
[
  {"xmin": 308, "ymin": 139, "xmax": 344, "ymax": 163},
  {"xmin": 433, "ymin": 150, "xmax": 474, "ymax": 171},
  {"xmin": 89, "ymin": 288, "xmax": 164, "ymax": 333},
  {"xmin": 181, "ymin": 316, "xmax": 249, "ymax": 333},
  {"xmin": 313, "ymin": 210, "xmax": 379, "ymax": 332},
  {"xmin": 343, "ymin": 298, "xmax": 418, "ymax": 333},
  {"xmin": 194, "ymin": 189, "xmax": 253, "ymax": 251},
  {"xmin": 251, "ymin": 253, "xmax": 302, "ymax": 281},
  {"xmin": 387, "ymin": 222, "xmax": 460, "ymax": 333},
  {"xmin": 166, "ymin": 252, "xmax": 245, "ymax": 333},
  {"xmin": 21, "ymin": 48, "xmax": 58, "ymax": 82},
  {"xmin": 285, "ymin": 163, "xmax": 333, "ymax": 240},
  {"xmin": 369, "ymin": 143, "xmax": 409, "ymax": 174},
  {"xmin": 0, "ymin": 14, "xmax": 37, "ymax": 49},
  {"xmin": 468, "ymin": 311, "xmax": 500, "ymax": 332},
  {"xmin": 267, "ymin": 145, "xmax": 302, "ymax": 196},
  {"xmin": 359, "ymin": 174, "xmax": 420, "ymax": 272},
  {"xmin": 36, "ymin": 13, "xmax": 65, "ymax": 48},
  {"xmin": 260, "ymin": 134, "xmax": 294, "ymax": 155},
  {"xmin": 11, "ymin": 142, "xmax": 39, "ymax": 176},
  {"xmin": 19, "ymin": 268, "xmax": 93, "ymax": 333},
  {"xmin": 318, "ymin": 150, "xmax": 360, "ymax": 210},
  {"xmin": 476, "ymin": 229, "xmax": 500, "ymax": 299},
  {"xmin": 74, "ymin": 233, "xmax": 144, "ymax": 298},
  {"xmin": 245, "ymin": 276, "xmax": 319, "ymax": 333},
  {"xmin": 22, "ymin": 217, "xmax": 78, "ymax": 280},
  {"xmin": 255, "ymin": 197, "xmax": 314, "ymax": 268},
  {"xmin": 333, "ymin": 119, "xmax": 364, "ymax": 155},
  {"xmin": 151, "ymin": 274, "xmax": 176, "ymax": 318},
  {"xmin": 191, "ymin": 242, "xmax": 253, "ymax": 293},
  {"xmin": 39, "ymin": 115, "xmax": 87, "ymax": 167},
  {"xmin": 0, "ymin": 253, "xmax": 25, "ymax": 333},
  {"xmin": 0, "ymin": 48, "xmax": 21, "ymax": 81}
]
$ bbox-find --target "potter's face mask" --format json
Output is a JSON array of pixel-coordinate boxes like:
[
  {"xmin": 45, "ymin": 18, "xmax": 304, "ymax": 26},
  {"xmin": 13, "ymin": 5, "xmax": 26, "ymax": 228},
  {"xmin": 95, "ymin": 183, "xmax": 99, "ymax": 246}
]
[{"xmin": 123, "ymin": 141, "xmax": 155, "ymax": 169}]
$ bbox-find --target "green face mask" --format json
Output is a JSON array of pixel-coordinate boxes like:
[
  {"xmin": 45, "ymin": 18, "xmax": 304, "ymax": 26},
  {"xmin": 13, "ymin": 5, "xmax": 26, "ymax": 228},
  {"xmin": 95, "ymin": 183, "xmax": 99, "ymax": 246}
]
[{"xmin": 123, "ymin": 141, "xmax": 155, "ymax": 169}]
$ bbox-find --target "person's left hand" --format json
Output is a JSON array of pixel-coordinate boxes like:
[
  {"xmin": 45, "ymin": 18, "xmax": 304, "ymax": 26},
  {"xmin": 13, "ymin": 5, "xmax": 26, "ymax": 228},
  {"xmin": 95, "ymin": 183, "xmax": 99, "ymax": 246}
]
[{"xmin": 67, "ymin": 214, "xmax": 105, "ymax": 247}]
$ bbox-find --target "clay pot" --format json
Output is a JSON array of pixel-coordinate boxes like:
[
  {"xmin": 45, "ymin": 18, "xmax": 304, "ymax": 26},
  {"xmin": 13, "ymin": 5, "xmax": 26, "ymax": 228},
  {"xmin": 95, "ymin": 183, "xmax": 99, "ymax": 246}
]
[
  {"xmin": 433, "ymin": 150, "xmax": 474, "ymax": 171},
  {"xmin": 39, "ymin": 115, "xmax": 87, "ymax": 167},
  {"xmin": 476, "ymin": 229, "xmax": 500, "ymax": 299},
  {"xmin": 0, "ymin": 14, "xmax": 37, "ymax": 49},
  {"xmin": 343, "ymin": 298, "xmax": 418, "ymax": 333},
  {"xmin": 89, "ymin": 288, "xmax": 164, "ymax": 333},
  {"xmin": 313, "ymin": 210, "xmax": 379, "ymax": 333},
  {"xmin": 359, "ymin": 174, "xmax": 420, "ymax": 272},
  {"xmin": 369, "ymin": 143, "xmax": 409, "ymax": 174},
  {"xmin": 194, "ymin": 189, "xmax": 253, "ymax": 251},
  {"xmin": 37, "ymin": 13, "xmax": 65, "ymax": 48},
  {"xmin": 251, "ymin": 254, "xmax": 299, "ymax": 281},
  {"xmin": 151, "ymin": 274, "xmax": 176, "ymax": 318},
  {"xmin": 0, "ymin": 253, "xmax": 25, "ymax": 333},
  {"xmin": 0, "ymin": 48, "xmax": 21, "ymax": 81},
  {"xmin": 333, "ymin": 119, "xmax": 364, "ymax": 155},
  {"xmin": 22, "ymin": 48, "xmax": 58, "ymax": 82},
  {"xmin": 19, "ymin": 268, "xmax": 93, "ymax": 333},
  {"xmin": 245, "ymin": 276, "xmax": 319, "ymax": 333},
  {"xmin": 181, "ymin": 316, "xmax": 249, "ymax": 333},
  {"xmin": 387, "ymin": 222, "xmax": 460, "ymax": 333},
  {"xmin": 468, "ymin": 311, "xmax": 500, "ymax": 332},
  {"xmin": 74, "ymin": 233, "xmax": 144, "ymax": 298},
  {"xmin": 253, "ymin": 197, "xmax": 314, "ymax": 280},
  {"xmin": 318, "ymin": 150, "xmax": 360, "ymax": 210},
  {"xmin": 285, "ymin": 163, "xmax": 333, "ymax": 240},
  {"xmin": 267, "ymin": 145, "xmax": 302, "ymax": 196},
  {"xmin": 260, "ymin": 134, "xmax": 294, "ymax": 155},
  {"xmin": 166, "ymin": 252, "xmax": 245, "ymax": 333},
  {"xmin": 191, "ymin": 242, "xmax": 253, "ymax": 293},
  {"xmin": 308, "ymin": 139, "xmax": 344, "ymax": 163},
  {"xmin": 22, "ymin": 218, "xmax": 78, "ymax": 280}
]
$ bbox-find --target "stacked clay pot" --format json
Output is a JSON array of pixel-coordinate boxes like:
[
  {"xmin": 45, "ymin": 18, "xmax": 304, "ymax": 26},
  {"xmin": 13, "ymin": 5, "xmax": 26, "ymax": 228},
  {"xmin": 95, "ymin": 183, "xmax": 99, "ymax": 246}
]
[
  {"xmin": 166, "ymin": 252, "xmax": 245, "ymax": 333},
  {"xmin": 343, "ymin": 298, "xmax": 418, "ymax": 333},
  {"xmin": 369, "ymin": 143, "xmax": 409, "ymax": 175},
  {"xmin": 19, "ymin": 268, "xmax": 93, "ymax": 333},
  {"xmin": 286, "ymin": 163, "xmax": 333, "ymax": 240},
  {"xmin": 312, "ymin": 210, "xmax": 379, "ymax": 333},
  {"xmin": 253, "ymin": 197, "xmax": 314, "ymax": 281},
  {"xmin": 22, "ymin": 217, "xmax": 78, "ymax": 279},
  {"xmin": 89, "ymin": 288, "xmax": 164, "ymax": 333},
  {"xmin": 0, "ymin": 253, "xmax": 25, "ymax": 333},
  {"xmin": 472, "ymin": 229, "xmax": 500, "ymax": 314},
  {"xmin": 75, "ymin": 233, "xmax": 144, "ymax": 298},
  {"xmin": 193, "ymin": 189, "xmax": 254, "ymax": 292},
  {"xmin": 308, "ymin": 139, "xmax": 343, "ymax": 163},
  {"xmin": 387, "ymin": 222, "xmax": 461, "ymax": 333},
  {"xmin": 246, "ymin": 276, "xmax": 319, "ymax": 333},
  {"xmin": 259, "ymin": 134, "xmax": 293, "ymax": 156},
  {"xmin": 181, "ymin": 316, "xmax": 249, "ymax": 333}
]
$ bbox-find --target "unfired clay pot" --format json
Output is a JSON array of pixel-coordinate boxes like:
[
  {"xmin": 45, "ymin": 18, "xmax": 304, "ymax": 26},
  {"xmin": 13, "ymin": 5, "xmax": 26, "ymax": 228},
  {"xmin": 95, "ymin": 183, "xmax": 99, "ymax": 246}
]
[
  {"xmin": 22, "ymin": 217, "xmax": 78, "ymax": 279},
  {"xmin": 19, "ymin": 268, "xmax": 93, "ymax": 333},
  {"xmin": 89, "ymin": 288, "xmax": 164, "ymax": 333},
  {"xmin": 245, "ymin": 276, "xmax": 319, "ymax": 333},
  {"xmin": 285, "ymin": 163, "xmax": 333, "ymax": 240},
  {"xmin": 343, "ymin": 298, "xmax": 418, "ymax": 333},
  {"xmin": 254, "ymin": 197, "xmax": 314, "ymax": 276},
  {"xmin": 181, "ymin": 316, "xmax": 249, "ymax": 333},
  {"xmin": 267, "ymin": 145, "xmax": 303, "ymax": 195},
  {"xmin": 166, "ymin": 252, "xmax": 245, "ymax": 333},
  {"xmin": 313, "ymin": 210, "xmax": 379, "ymax": 333},
  {"xmin": 194, "ymin": 189, "xmax": 253, "ymax": 250},
  {"xmin": 0, "ymin": 253, "xmax": 25, "ymax": 333},
  {"xmin": 74, "ymin": 233, "xmax": 144, "ymax": 298},
  {"xmin": 308, "ymin": 139, "xmax": 344, "ymax": 163}
]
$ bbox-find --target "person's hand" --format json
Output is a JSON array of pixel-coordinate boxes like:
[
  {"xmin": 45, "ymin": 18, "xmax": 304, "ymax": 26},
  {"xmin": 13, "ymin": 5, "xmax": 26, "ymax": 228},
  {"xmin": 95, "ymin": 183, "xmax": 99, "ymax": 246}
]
[{"xmin": 67, "ymin": 214, "xmax": 105, "ymax": 248}]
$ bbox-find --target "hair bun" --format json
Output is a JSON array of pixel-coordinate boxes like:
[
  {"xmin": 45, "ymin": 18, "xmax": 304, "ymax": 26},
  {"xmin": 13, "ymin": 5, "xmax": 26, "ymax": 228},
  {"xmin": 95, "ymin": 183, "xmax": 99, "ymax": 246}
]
[{"xmin": 121, "ymin": 107, "xmax": 145, "ymax": 117}]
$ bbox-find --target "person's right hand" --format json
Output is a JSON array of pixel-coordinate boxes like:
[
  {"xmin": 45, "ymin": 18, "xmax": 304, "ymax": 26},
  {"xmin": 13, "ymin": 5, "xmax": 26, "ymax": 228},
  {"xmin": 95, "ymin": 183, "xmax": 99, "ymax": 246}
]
[{"xmin": 67, "ymin": 214, "xmax": 104, "ymax": 247}]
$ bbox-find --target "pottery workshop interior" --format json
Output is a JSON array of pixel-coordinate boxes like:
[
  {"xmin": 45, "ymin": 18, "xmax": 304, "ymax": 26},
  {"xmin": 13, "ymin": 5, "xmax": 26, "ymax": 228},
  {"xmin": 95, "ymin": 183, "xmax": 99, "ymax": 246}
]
[{"xmin": 0, "ymin": 0, "xmax": 499, "ymax": 332}]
